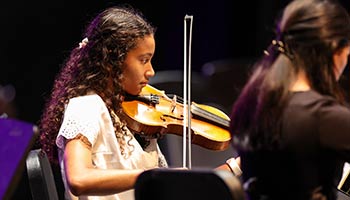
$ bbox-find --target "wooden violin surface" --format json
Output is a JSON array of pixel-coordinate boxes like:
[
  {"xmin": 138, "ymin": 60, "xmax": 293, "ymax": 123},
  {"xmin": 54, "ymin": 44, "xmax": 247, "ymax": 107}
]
[{"xmin": 121, "ymin": 85, "xmax": 231, "ymax": 151}]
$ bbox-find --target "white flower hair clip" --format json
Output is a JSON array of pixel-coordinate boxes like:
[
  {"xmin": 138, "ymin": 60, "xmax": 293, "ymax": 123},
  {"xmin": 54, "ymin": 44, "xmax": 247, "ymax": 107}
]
[{"xmin": 79, "ymin": 37, "xmax": 89, "ymax": 48}]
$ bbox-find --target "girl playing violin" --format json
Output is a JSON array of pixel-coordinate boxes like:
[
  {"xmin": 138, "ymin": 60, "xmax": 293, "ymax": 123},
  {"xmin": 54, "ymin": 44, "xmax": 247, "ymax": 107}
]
[
  {"xmin": 39, "ymin": 6, "xmax": 167, "ymax": 200},
  {"xmin": 39, "ymin": 5, "xmax": 241, "ymax": 200}
]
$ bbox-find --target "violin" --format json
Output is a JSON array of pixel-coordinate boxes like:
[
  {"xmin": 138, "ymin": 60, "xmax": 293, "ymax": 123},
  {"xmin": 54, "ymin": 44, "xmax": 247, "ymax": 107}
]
[{"xmin": 120, "ymin": 85, "xmax": 231, "ymax": 151}]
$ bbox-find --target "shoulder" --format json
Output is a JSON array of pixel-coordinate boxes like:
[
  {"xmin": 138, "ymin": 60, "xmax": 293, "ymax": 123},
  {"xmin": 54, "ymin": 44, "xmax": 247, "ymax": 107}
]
[
  {"xmin": 286, "ymin": 90, "xmax": 350, "ymax": 121},
  {"xmin": 285, "ymin": 91, "xmax": 350, "ymax": 148},
  {"xmin": 69, "ymin": 94, "xmax": 104, "ymax": 105},
  {"xmin": 66, "ymin": 94, "xmax": 107, "ymax": 115},
  {"xmin": 289, "ymin": 90, "xmax": 340, "ymax": 108}
]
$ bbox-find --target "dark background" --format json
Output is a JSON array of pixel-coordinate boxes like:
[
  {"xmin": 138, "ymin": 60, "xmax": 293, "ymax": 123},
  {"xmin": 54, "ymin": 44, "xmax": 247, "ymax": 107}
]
[
  {"xmin": 1, "ymin": 0, "xmax": 350, "ymax": 124},
  {"xmin": 0, "ymin": 0, "xmax": 291, "ymax": 123}
]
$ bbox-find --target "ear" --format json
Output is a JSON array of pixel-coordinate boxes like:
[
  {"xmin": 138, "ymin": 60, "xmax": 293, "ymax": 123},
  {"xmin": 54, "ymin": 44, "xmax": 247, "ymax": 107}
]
[{"xmin": 333, "ymin": 45, "xmax": 350, "ymax": 80}]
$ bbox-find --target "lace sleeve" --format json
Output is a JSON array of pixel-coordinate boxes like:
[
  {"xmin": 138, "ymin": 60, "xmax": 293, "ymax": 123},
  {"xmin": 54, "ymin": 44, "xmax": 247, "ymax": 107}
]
[
  {"xmin": 56, "ymin": 95, "xmax": 102, "ymax": 149},
  {"xmin": 66, "ymin": 133, "xmax": 92, "ymax": 150}
]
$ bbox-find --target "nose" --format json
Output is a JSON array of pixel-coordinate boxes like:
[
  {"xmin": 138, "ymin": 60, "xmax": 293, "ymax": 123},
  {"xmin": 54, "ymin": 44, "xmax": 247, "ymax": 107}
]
[{"xmin": 146, "ymin": 63, "xmax": 155, "ymax": 78}]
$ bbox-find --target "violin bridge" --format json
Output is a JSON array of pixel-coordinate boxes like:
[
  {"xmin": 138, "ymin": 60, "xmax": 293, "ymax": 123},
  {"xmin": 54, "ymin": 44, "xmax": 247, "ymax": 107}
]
[{"xmin": 170, "ymin": 95, "xmax": 177, "ymax": 113}]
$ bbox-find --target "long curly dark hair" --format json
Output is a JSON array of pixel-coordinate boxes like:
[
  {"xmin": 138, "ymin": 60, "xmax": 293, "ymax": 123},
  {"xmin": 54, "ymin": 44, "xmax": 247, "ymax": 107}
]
[
  {"xmin": 39, "ymin": 6, "xmax": 156, "ymax": 163},
  {"xmin": 230, "ymin": 0, "xmax": 350, "ymax": 150}
]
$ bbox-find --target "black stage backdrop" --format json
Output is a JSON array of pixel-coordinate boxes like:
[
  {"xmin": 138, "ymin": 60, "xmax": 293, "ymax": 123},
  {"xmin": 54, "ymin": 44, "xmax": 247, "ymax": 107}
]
[{"xmin": 0, "ymin": 0, "xmax": 349, "ymax": 124}]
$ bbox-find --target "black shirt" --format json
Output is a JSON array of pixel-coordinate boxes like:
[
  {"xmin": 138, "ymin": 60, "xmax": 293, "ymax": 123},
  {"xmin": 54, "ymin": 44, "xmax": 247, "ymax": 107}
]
[{"xmin": 237, "ymin": 90, "xmax": 350, "ymax": 200}]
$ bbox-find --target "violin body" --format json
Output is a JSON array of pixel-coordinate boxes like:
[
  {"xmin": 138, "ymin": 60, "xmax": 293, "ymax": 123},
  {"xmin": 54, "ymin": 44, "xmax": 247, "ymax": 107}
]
[{"xmin": 121, "ymin": 85, "xmax": 231, "ymax": 151}]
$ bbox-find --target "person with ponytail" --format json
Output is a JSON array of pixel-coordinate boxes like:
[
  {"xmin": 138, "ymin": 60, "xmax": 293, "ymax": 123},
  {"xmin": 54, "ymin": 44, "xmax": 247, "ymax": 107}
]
[{"xmin": 230, "ymin": 0, "xmax": 350, "ymax": 199}]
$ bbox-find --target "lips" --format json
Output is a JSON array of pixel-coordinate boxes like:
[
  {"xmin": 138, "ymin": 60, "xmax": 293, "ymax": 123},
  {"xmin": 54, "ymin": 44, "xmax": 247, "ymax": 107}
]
[{"xmin": 140, "ymin": 82, "xmax": 148, "ymax": 87}]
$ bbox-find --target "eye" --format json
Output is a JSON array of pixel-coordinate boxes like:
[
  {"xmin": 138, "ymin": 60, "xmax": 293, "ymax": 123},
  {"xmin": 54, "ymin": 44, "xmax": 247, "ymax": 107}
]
[{"xmin": 140, "ymin": 57, "xmax": 150, "ymax": 64}]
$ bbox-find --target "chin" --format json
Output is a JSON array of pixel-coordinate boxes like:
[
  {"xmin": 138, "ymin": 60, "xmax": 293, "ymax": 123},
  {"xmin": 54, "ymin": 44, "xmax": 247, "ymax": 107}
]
[
  {"xmin": 137, "ymin": 88, "xmax": 144, "ymax": 95},
  {"xmin": 131, "ymin": 88, "xmax": 142, "ymax": 96}
]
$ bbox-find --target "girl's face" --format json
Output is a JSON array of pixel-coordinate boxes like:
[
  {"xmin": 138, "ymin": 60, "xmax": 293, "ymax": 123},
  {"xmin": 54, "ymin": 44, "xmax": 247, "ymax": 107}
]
[
  {"xmin": 121, "ymin": 35, "xmax": 155, "ymax": 95},
  {"xmin": 333, "ymin": 45, "xmax": 350, "ymax": 80}
]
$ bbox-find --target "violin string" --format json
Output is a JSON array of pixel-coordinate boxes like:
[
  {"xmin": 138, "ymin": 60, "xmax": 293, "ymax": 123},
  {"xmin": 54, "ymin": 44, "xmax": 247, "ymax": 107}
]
[{"xmin": 166, "ymin": 94, "xmax": 229, "ymax": 128}]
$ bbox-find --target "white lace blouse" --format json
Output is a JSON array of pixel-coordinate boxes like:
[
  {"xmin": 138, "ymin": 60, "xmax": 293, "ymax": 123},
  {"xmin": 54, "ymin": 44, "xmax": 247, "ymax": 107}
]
[{"xmin": 56, "ymin": 94, "xmax": 167, "ymax": 200}]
